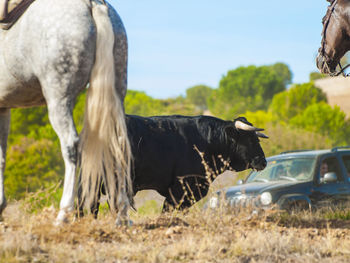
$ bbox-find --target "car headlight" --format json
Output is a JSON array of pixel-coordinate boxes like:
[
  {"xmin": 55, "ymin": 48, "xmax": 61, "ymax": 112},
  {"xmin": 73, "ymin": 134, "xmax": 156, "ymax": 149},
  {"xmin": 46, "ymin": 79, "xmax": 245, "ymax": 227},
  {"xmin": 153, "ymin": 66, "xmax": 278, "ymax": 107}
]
[
  {"xmin": 209, "ymin": 196, "xmax": 219, "ymax": 208},
  {"xmin": 260, "ymin": 192, "xmax": 272, "ymax": 206}
]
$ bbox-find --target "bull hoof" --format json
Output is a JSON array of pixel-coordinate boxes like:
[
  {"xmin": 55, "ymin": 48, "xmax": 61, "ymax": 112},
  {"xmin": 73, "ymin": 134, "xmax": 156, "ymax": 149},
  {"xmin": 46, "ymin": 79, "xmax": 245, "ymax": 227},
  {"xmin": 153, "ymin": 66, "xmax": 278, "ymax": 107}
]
[{"xmin": 115, "ymin": 217, "xmax": 133, "ymax": 227}]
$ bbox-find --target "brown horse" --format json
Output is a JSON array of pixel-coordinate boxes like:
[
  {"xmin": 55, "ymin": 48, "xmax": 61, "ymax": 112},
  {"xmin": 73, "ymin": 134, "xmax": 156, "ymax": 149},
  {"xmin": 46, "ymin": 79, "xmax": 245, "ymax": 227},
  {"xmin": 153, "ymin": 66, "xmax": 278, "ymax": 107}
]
[{"xmin": 316, "ymin": 0, "xmax": 350, "ymax": 76}]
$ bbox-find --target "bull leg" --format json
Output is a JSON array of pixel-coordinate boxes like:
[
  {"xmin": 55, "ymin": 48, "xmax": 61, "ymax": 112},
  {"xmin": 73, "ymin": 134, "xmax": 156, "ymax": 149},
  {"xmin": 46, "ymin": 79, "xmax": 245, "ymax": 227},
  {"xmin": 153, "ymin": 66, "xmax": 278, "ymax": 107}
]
[
  {"xmin": 0, "ymin": 108, "xmax": 10, "ymax": 220},
  {"xmin": 46, "ymin": 99, "xmax": 79, "ymax": 225}
]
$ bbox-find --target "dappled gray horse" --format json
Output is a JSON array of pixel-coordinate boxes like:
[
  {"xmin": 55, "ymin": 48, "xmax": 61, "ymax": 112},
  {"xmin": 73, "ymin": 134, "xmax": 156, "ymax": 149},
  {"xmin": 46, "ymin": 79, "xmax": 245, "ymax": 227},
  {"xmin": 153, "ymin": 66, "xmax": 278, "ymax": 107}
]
[{"xmin": 0, "ymin": 0, "xmax": 132, "ymax": 225}]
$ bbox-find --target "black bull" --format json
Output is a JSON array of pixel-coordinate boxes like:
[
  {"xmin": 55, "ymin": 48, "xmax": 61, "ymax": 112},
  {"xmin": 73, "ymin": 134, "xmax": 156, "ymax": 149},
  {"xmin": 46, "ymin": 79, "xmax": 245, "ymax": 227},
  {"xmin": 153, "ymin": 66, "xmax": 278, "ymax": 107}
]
[{"xmin": 78, "ymin": 115, "xmax": 267, "ymax": 214}]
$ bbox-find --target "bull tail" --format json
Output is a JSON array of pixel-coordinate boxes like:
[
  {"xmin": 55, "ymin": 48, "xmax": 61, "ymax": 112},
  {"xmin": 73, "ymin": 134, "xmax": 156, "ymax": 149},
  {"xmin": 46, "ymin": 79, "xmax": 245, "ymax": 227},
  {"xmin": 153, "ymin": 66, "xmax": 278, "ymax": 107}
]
[{"xmin": 79, "ymin": 1, "xmax": 132, "ymax": 214}]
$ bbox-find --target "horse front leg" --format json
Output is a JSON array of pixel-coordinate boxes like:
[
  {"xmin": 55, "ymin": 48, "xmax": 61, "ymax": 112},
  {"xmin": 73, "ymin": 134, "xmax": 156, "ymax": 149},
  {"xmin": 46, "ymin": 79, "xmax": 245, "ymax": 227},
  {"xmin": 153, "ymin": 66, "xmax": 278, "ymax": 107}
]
[
  {"xmin": 0, "ymin": 108, "xmax": 10, "ymax": 219},
  {"xmin": 46, "ymin": 100, "xmax": 79, "ymax": 225}
]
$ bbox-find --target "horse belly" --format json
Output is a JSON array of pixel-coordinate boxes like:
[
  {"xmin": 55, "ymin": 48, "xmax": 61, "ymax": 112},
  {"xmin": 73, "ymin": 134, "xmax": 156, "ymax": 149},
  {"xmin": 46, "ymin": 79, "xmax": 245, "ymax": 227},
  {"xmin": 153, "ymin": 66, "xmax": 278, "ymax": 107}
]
[
  {"xmin": 0, "ymin": 78, "xmax": 45, "ymax": 108},
  {"xmin": 0, "ymin": 26, "xmax": 45, "ymax": 108},
  {"xmin": 0, "ymin": 87, "xmax": 45, "ymax": 108}
]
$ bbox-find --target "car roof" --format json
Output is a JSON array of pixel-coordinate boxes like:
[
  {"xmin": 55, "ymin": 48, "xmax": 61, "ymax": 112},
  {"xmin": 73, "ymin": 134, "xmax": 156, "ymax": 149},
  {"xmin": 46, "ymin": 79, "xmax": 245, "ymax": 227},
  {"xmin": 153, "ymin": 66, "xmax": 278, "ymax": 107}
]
[{"xmin": 266, "ymin": 147, "xmax": 350, "ymax": 162}]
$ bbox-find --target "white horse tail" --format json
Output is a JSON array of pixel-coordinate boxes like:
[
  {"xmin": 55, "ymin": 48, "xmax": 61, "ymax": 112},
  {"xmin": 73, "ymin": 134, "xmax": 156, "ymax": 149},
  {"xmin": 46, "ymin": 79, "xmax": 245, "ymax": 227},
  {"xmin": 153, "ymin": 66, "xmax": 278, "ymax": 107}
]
[{"xmin": 79, "ymin": 1, "xmax": 132, "ymax": 215}]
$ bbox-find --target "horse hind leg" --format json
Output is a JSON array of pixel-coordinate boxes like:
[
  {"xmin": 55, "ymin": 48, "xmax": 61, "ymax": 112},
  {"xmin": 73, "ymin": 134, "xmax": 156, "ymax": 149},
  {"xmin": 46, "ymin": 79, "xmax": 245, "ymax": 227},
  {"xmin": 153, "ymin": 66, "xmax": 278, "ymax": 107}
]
[
  {"xmin": 115, "ymin": 188, "xmax": 132, "ymax": 226},
  {"xmin": 45, "ymin": 98, "xmax": 79, "ymax": 225},
  {"xmin": 0, "ymin": 108, "xmax": 10, "ymax": 219}
]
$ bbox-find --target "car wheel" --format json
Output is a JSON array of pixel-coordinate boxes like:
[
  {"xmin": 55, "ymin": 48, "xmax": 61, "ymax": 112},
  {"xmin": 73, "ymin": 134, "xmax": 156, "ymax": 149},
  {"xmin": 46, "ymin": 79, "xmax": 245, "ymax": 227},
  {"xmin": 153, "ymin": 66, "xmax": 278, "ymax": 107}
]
[{"xmin": 286, "ymin": 200, "xmax": 310, "ymax": 213}]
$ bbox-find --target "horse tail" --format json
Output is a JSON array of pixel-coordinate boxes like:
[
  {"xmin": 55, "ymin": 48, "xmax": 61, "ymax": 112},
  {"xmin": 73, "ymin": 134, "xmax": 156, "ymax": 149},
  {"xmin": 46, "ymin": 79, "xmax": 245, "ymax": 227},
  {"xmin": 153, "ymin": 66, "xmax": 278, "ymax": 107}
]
[{"xmin": 79, "ymin": 1, "xmax": 132, "ymax": 214}]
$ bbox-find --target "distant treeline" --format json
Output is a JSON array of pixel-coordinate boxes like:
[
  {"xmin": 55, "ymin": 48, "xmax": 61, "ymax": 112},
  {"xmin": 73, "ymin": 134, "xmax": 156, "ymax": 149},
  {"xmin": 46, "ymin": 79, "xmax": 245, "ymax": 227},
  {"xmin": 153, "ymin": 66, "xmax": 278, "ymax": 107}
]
[{"xmin": 5, "ymin": 63, "xmax": 348, "ymax": 199}]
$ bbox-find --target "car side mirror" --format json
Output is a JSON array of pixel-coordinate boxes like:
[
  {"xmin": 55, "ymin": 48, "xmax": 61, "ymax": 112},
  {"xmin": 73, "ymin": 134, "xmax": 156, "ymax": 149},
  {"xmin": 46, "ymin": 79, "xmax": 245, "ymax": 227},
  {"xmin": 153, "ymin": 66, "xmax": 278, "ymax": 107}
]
[
  {"xmin": 320, "ymin": 172, "xmax": 337, "ymax": 183},
  {"xmin": 236, "ymin": 179, "xmax": 244, "ymax": 185}
]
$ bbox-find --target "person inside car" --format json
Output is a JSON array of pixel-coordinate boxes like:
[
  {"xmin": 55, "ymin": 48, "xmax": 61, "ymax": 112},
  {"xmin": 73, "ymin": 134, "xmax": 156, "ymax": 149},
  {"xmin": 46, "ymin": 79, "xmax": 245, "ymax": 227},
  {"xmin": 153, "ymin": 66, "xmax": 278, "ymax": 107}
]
[
  {"xmin": 295, "ymin": 164, "xmax": 311, "ymax": 180},
  {"xmin": 320, "ymin": 161, "xmax": 329, "ymax": 179},
  {"xmin": 275, "ymin": 165, "xmax": 286, "ymax": 179}
]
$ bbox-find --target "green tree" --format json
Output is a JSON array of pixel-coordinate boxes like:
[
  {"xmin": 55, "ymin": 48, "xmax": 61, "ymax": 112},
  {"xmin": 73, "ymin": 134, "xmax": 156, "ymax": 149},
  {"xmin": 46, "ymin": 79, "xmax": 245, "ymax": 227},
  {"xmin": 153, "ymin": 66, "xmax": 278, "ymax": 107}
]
[
  {"xmin": 124, "ymin": 90, "xmax": 165, "ymax": 116},
  {"xmin": 125, "ymin": 90, "xmax": 200, "ymax": 116},
  {"xmin": 208, "ymin": 65, "xmax": 286, "ymax": 119},
  {"xmin": 5, "ymin": 138, "xmax": 63, "ymax": 199},
  {"xmin": 309, "ymin": 72, "xmax": 327, "ymax": 81},
  {"xmin": 186, "ymin": 85, "xmax": 213, "ymax": 110},
  {"xmin": 73, "ymin": 90, "xmax": 87, "ymax": 133},
  {"xmin": 269, "ymin": 82, "xmax": 327, "ymax": 121},
  {"xmin": 9, "ymin": 107, "xmax": 49, "ymax": 144},
  {"xmin": 260, "ymin": 123, "xmax": 333, "ymax": 157},
  {"xmin": 268, "ymin": 62, "xmax": 292, "ymax": 86},
  {"xmin": 290, "ymin": 102, "xmax": 350, "ymax": 146},
  {"xmin": 159, "ymin": 96, "xmax": 201, "ymax": 116},
  {"xmin": 242, "ymin": 110, "xmax": 276, "ymax": 129}
]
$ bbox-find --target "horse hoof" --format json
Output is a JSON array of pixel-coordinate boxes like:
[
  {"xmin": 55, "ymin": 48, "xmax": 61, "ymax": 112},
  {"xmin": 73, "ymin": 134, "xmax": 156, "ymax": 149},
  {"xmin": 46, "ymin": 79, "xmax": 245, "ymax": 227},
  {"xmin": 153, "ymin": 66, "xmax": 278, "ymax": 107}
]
[
  {"xmin": 115, "ymin": 218, "xmax": 133, "ymax": 227},
  {"xmin": 54, "ymin": 210, "xmax": 70, "ymax": 226},
  {"xmin": 0, "ymin": 198, "xmax": 7, "ymax": 215},
  {"xmin": 54, "ymin": 217, "xmax": 69, "ymax": 226}
]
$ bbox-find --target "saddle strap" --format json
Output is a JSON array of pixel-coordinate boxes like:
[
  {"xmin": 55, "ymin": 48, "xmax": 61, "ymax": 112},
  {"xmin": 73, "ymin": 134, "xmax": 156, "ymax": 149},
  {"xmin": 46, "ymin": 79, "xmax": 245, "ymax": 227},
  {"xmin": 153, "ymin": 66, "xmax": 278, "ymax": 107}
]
[
  {"xmin": 0, "ymin": 0, "xmax": 35, "ymax": 30},
  {"xmin": 0, "ymin": 0, "xmax": 8, "ymax": 21}
]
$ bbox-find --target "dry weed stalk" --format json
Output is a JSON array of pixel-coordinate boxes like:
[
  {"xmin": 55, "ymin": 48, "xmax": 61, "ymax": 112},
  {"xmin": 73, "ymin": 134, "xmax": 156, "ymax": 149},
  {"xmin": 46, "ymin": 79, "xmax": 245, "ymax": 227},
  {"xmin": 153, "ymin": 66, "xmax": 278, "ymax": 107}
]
[
  {"xmin": 3, "ymin": 149, "xmax": 350, "ymax": 262},
  {"xmin": 167, "ymin": 145, "xmax": 236, "ymax": 211},
  {"xmin": 2, "ymin": 200, "xmax": 350, "ymax": 262}
]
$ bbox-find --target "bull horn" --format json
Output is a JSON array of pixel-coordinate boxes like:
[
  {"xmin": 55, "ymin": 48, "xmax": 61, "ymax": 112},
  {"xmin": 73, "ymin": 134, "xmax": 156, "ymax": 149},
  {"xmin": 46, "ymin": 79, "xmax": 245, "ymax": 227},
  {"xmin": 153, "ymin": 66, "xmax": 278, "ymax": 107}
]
[
  {"xmin": 235, "ymin": 120, "xmax": 264, "ymax": 132},
  {"xmin": 256, "ymin": 132, "xmax": 269, "ymax": 139}
]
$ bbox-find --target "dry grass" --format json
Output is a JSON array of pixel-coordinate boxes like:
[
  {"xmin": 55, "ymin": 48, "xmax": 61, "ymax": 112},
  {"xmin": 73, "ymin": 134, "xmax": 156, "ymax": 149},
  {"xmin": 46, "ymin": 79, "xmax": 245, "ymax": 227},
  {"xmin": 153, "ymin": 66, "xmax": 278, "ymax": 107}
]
[{"xmin": 1, "ymin": 201, "xmax": 350, "ymax": 263}]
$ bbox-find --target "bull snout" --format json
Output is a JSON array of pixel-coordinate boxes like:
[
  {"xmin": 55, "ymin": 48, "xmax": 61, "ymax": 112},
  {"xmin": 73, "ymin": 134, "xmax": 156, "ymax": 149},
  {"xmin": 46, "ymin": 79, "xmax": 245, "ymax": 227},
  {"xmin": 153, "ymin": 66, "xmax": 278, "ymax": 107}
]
[{"xmin": 250, "ymin": 156, "xmax": 266, "ymax": 171}]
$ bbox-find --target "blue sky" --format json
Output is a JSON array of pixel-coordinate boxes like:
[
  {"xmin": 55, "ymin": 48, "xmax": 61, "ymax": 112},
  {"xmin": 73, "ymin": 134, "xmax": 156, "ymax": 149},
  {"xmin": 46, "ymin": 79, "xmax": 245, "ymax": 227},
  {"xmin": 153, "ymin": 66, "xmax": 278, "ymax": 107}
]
[{"xmin": 109, "ymin": 0, "xmax": 329, "ymax": 98}]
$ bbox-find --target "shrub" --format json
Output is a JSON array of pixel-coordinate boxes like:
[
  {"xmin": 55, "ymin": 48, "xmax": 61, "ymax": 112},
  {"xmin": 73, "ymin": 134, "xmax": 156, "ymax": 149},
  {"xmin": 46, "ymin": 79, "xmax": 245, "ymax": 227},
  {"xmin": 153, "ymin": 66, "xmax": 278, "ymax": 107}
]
[{"xmin": 5, "ymin": 137, "xmax": 63, "ymax": 199}]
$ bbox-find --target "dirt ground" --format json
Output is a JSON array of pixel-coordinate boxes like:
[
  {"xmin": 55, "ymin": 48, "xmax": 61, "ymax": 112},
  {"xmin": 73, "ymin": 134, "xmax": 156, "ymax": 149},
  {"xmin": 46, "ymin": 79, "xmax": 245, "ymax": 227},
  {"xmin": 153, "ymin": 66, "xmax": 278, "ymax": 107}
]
[{"xmin": 1, "ymin": 199, "xmax": 350, "ymax": 263}]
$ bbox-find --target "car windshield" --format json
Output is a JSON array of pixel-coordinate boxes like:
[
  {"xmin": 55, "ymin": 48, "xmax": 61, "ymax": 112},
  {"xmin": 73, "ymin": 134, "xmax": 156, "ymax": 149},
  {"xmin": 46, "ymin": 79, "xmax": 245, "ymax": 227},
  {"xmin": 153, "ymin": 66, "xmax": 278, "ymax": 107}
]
[{"xmin": 246, "ymin": 157, "xmax": 316, "ymax": 183}]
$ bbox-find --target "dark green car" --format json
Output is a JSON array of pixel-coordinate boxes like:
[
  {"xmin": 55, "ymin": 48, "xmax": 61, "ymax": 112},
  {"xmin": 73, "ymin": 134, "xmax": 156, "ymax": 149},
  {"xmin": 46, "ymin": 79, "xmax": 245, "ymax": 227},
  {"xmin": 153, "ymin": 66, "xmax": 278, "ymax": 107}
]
[{"xmin": 208, "ymin": 146, "xmax": 350, "ymax": 211}]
